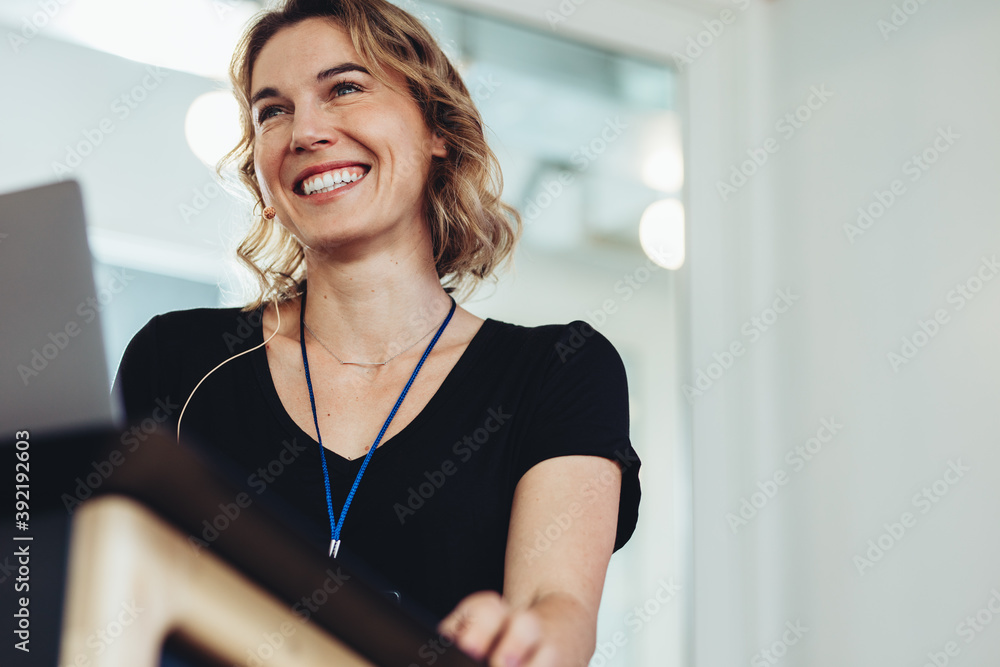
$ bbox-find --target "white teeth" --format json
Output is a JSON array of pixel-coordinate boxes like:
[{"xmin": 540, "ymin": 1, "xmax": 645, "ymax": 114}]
[
  {"xmin": 305, "ymin": 176, "xmax": 325, "ymax": 194},
  {"xmin": 301, "ymin": 168, "xmax": 366, "ymax": 195}
]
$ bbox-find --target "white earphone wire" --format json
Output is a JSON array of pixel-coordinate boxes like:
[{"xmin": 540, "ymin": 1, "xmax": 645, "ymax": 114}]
[{"xmin": 176, "ymin": 299, "xmax": 282, "ymax": 443}]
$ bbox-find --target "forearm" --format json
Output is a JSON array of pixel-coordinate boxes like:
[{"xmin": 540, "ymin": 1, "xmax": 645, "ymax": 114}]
[{"xmin": 525, "ymin": 591, "xmax": 597, "ymax": 667}]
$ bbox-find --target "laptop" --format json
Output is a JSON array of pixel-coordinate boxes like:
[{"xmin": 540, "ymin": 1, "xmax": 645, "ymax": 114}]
[{"xmin": 0, "ymin": 179, "xmax": 118, "ymax": 436}]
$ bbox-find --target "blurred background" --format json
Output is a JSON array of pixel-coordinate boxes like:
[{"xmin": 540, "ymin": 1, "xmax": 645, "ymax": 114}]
[{"xmin": 2, "ymin": 0, "xmax": 999, "ymax": 665}]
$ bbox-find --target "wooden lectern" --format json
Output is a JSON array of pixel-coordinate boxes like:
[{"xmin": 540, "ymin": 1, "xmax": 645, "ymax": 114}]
[{"xmin": 60, "ymin": 495, "xmax": 374, "ymax": 666}]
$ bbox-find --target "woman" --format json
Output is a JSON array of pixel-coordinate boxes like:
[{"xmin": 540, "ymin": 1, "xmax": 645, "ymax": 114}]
[{"xmin": 114, "ymin": 0, "xmax": 641, "ymax": 664}]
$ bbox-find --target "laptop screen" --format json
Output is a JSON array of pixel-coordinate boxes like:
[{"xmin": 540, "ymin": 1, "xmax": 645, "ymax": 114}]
[{"xmin": 0, "ymin": 180, "xmax": 118, "ymax": 435}]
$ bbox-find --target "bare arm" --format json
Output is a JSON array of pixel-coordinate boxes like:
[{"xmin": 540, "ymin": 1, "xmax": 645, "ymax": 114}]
[{"xmin": 440, "ymin": 454, "xmax": 622, "ymax": 667}]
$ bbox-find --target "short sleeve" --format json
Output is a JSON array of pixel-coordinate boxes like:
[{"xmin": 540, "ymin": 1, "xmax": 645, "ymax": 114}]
[{"xmin": 514, "ymin": 321, "xmax": 641, "ymax": 551}]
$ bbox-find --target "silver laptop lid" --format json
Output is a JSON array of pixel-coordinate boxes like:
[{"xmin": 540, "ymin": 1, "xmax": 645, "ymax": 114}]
[{"xmin": 0, "ymin": 180, "xmax": 116, "ymax": 435}]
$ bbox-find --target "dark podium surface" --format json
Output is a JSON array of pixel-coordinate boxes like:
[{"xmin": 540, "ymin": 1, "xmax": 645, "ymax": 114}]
[{"xmin": 0, "ymin": 426, "xmax": 483, "ymax": 667}]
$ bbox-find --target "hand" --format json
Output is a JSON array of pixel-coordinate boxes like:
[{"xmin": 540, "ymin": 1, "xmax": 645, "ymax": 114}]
[{"xmin": 438, "ymin": 591, "xmax": 561, "ymax": 667}]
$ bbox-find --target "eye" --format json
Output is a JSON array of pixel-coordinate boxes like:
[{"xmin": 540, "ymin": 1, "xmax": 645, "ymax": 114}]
[
  {"xmin": 256, "ymin": 105, "xmax": 286, "ymax": 124},
  {"xmin": 332, "ymin": 80, "xmax": 363, "ymax": 97}
]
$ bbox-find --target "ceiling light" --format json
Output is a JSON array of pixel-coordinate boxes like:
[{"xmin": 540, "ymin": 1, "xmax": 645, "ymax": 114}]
[
  {"xmin": 642, "ymin": 147, "xmax": 684, "ymax": 193},
  {"xmin": 185, "ymin": 91, "xmax": 242, "ymax": 168},
  {"xmin": 640, "ymin": 199, "xmax": 685, "ymax": 270}
]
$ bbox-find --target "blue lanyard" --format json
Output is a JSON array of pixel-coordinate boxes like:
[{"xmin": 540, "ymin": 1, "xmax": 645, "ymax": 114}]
[{"xmin": 298, "ymin": 289, "xmax": 456, "ymax": 558}]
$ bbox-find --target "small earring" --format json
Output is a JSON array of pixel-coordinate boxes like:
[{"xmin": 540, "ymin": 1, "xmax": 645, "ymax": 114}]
[{"xmin": 263, "ymin": 206, "xmax": 276, "ymax": 220}]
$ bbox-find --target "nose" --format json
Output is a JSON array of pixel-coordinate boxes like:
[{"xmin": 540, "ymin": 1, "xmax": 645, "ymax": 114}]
[{"xmin": 289, "ymin": 104, "xmax": 339, "ymax": 153}]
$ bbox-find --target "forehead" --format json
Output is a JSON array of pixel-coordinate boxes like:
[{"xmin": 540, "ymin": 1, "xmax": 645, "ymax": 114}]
[{"xmin": 251, "ymin": 17, "xmax": 359, "ymax": 90}]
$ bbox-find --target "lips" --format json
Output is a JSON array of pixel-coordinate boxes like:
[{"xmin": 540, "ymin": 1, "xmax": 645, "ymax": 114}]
[{"xmin": 293, "ymin": 162, "xmax": 370, "ymax": 196}]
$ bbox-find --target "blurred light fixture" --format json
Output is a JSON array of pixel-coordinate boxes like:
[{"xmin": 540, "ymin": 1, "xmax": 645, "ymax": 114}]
[
  {"xmin": 185, "ymin": 91, "xmax": 242, "ymax": 168},
  {"xmin": 642, "ymin": 147, "xmax": 684, "ymax": 193},
  {"xmin": 637, "ymin": 112, "xmax": 684, "ymax": 193},
  {"xmin": 640, "ymin": 199, "xmax": 685, "ymax": 270}
]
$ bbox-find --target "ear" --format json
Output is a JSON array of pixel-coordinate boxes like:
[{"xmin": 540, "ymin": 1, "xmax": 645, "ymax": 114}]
[{"xmin": 431, "ymin": 131, "xmax": 448, "ymax": 158}]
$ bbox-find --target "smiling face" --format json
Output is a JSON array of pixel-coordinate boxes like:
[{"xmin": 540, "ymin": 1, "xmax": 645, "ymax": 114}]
[{"xmin": 250, "ymin": 17, "xmax": 447, "ymax": 254}]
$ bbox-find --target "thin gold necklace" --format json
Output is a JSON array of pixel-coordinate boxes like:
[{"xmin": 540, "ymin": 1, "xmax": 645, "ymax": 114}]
[{"xmin": 302, "ymin": 317, "xmax": 442, "ymax": 366}]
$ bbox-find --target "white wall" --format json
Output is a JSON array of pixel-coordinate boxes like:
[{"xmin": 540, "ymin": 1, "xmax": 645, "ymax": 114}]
[{"xmin": 687, "ymin": 0, "xmax": 1000, "ymax": 665}]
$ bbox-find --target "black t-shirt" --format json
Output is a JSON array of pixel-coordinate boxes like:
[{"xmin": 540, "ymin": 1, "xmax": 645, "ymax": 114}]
[{"xmin": 112, "ymin": 304, "xmax": 641, "ymax": 620}]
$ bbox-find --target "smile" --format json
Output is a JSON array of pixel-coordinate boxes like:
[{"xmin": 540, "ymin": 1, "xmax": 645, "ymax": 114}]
[{"xmin": 296, "ymin": 166, "xmax": 369, "ymax": 196}]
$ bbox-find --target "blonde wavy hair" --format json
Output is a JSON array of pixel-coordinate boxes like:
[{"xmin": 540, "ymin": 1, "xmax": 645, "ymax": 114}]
[{"xmin": 219, "ymin": 0, "xmax": 521, "ymax": 310}]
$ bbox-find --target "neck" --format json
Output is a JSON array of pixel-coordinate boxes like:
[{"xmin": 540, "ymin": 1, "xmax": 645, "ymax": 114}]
[{"xmin": 298, "ymin": 242, "xmax": 453, "ymax": 364}]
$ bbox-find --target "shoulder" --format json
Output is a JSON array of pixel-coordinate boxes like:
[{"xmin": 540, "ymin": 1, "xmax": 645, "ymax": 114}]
[
  {"xmin": 486, "ymin": 318, "xmax": 626, "ymax": 375},
  {"xmin": 127, "ymin": 305, "xmax": 266, "ymax": 356},
  {"xmin": 116, "ymin": 305, "xmax": 267, "ymax": 389},
  {"xmin": 150, "ymin": 305, "xmax": 263, "ymax": 338},
  {"xmin": 114, "ymin": 305, "xmax": 267, "ymax": 420},
  {"xmin": 496, "ymin": 319, "xmax": 639, "ymax": 550}
]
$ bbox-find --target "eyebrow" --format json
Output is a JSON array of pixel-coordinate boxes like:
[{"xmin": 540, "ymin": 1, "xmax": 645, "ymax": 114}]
[{"xmin": 250, "ymin": 63, "xmax": 372, "ymax": 106}]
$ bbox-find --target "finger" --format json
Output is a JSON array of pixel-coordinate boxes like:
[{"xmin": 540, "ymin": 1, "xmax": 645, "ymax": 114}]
[
  {"xmin": 487, "ymin": 608, "xmax": 542, "ymax": 667},
  {"xmin": 438, "ymin": 609, "xmax": 465, "ymax": 640},
  {"xmin": 439, "ymin": 591, "xmax": 503, "ymax": 638},
  {"xmin": 441, "ymin": 592, "xmax": 509, "ymax": 661}
]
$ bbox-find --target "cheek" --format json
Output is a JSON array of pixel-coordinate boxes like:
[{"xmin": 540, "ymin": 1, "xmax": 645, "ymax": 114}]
[
  {"xmin": 368, "ymin": 107, "xmax": 435, "ymax": 179},
  {"xmin": 251, "ymin": 157, "xmax": 268, "ymax": 198},
  {"xmin": 389, "ymin": 133, "xmax": 434, "ymax": 184},
  {"xmin": 253, "ymin": 141, "xmax": 280, "ymax": 196}
]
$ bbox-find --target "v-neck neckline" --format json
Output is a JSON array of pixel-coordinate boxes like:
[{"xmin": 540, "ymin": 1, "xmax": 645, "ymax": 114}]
[{"xmin": 251, "ymin": 305, "xmax": 499, "ymax": 472}]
